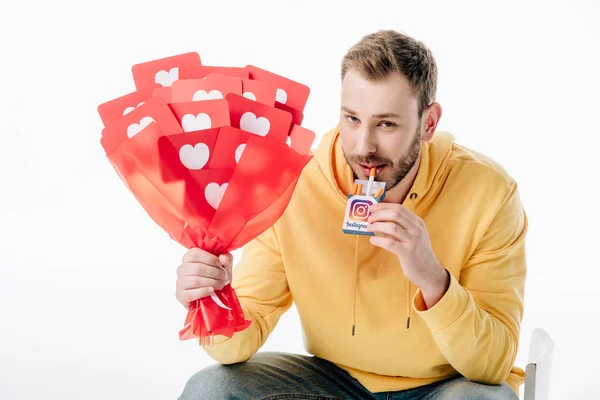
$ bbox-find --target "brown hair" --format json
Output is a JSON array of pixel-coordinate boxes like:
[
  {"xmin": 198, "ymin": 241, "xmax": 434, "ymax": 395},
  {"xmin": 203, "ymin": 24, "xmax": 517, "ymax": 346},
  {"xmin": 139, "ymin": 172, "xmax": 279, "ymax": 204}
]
[{"xmin": 341, "ymin": 30, "xmax": 438, "ymax": 117}]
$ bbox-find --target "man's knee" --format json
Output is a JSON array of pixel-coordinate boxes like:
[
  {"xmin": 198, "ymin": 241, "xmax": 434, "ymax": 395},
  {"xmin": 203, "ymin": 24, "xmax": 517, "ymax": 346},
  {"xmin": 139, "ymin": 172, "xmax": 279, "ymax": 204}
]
[
  {"xmin": 178, "ymin": 363, "xmax": 243, "ymax": 399},
  {"xmin": 430, "ymin": 377, "xmax": 518, "ymax": 400}
]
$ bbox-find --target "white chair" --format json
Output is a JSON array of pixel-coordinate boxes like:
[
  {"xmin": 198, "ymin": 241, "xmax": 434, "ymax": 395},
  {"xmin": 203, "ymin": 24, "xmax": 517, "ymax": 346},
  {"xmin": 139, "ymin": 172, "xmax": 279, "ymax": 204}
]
[{"xmin": 524, "ymin": 328, "xmax": 554, "ymax": 400}]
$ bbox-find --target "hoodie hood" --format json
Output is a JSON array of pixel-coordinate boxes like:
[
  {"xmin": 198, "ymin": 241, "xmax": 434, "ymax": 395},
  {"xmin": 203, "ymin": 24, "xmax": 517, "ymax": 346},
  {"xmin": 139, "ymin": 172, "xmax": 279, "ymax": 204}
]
[{"xmin": 315, "ymin": 124, "xmax": 457, "ymax": 331}]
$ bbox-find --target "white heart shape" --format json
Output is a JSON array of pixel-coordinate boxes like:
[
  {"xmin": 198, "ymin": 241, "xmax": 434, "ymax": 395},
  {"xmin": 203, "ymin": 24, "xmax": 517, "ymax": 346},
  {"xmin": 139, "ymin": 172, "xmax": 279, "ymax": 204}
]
[
  {"xmin": 286, "ymin": 136, "xmax": 292, "ymax": 147},
  {"xmin": 179, "ymin": 143, "xmax": 210, "ymax": 170},
  {"xmin": 205, "ymin": 182, "xmax": 228, "ymax": 210},
  {"xmin": 276, "ymin": 88, "xmax": 288, "ymax": 104},
  {"xmin": 154, "ymin": 67, "xmax": 179, "ymax": 87},
  {"xmin": 240, "ymin": 112, "xmax": 270, "ymax": 136},
  {"xmin": 126, "ymin": 116, "xmax": 155, "ymax": 138},
  {"xmin": 181, "ymin": 113, "xmax": 212, "ymax": 132},
  {"xmin": 243, "ymin": 92, "xmax": 257, "ymax": 101},
  {"xmin": 123, "ymin": 102, "xmax": 145, "ymax": 116},
  {"xmin": 193, "ymin": 89, "xmax": 223, "ymax": 101},
  {"xmin": 235, "ymin": 144, "xmax": 246, "ymax": 164}
]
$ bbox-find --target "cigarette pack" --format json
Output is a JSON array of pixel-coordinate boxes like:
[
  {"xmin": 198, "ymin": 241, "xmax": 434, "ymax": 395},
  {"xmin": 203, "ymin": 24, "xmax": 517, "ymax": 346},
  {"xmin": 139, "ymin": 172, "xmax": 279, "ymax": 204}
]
[{"xmin": 342, "ymin": 179, "xmax": 386, "ymax": 236}]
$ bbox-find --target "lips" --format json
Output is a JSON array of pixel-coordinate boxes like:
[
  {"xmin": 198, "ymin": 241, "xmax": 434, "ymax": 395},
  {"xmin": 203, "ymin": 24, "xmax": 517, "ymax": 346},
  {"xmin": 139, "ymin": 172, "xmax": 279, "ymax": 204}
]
[{"xmin": 358, "ymin": 163, "xmax": 386, "ymax": 177}]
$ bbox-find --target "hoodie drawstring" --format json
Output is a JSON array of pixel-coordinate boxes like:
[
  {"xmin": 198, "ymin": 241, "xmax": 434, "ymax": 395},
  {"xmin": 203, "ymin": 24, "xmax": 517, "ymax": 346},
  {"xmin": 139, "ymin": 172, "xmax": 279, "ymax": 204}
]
[
  {"xmin": 406, "ymin": 192, "xmax": 418, "ymax": 329},
  {"xmin": 406, "ymin": 278, "xmax": 412, "ymax": 329},
  {"xmin": 352, "ymin": 234, "xmax": 359, "ymax": 336},
  {"xmin": 351, "ymin": 192, "xmax": 419, "ymax": 335}
]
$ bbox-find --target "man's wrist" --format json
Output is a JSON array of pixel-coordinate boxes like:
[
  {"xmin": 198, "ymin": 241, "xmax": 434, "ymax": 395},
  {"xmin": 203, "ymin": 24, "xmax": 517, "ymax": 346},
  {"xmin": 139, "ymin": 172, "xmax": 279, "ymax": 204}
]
[{"xmin": 420, "ymin": 267, "xmax": 450, "ymax": 310}]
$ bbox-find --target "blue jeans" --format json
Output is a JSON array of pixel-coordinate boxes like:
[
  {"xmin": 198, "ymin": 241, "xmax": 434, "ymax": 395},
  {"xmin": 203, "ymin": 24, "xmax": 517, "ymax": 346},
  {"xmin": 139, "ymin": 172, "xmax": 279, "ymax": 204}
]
[{"xmin": 179, "ymin": 352, "xmax": 518, "ymax": 399}]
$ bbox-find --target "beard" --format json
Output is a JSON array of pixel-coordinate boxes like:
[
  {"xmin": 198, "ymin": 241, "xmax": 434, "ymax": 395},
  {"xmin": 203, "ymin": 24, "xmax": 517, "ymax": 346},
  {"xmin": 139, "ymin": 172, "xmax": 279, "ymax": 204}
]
[{"xmin": 344, "ymin": 124, "xmax": 422, "ymax": 191}]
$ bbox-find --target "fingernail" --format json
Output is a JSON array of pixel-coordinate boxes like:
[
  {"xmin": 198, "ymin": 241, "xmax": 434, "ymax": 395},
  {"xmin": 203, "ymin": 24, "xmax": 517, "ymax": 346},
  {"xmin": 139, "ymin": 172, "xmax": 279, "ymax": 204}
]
[{"xmin": 208, "ymin": 287, "xmax": 215, "ymax": 294}]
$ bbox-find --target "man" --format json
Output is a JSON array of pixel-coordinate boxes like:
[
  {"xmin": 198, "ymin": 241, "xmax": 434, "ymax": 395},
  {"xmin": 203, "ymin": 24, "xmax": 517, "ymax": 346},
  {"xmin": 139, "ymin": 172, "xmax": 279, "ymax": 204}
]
[{"xmin": 177, "ymin": 29, "xmax": 527, "ymax": 399}]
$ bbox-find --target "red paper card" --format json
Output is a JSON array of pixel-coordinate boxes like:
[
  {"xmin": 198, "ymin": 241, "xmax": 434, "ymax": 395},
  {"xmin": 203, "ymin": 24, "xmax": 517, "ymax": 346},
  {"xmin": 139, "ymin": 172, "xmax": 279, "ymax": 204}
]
[
  {"xmin": 97, "ymin": 86, "xmax": 158, "ymax": 127},
  {"xmin": 241, "ymin": 78, "xmax": 277, "ymax": 107},
  {"xmin": 209, "ymin": 126, "xmax": 250, "ymax": 169},
  {"xmin": 101, "ymin": 96, "xmax": 183, "ymax": 155},
  {"xmin": 198, "ymin": 66, "xmax": 249, "ymax": 79},
  {"xmin": 157, "ymin": 131, "xmax": 233, "ymax": 226},
  {"xmin": 186, "ymin": 168, "xmax": 233, "ymax": 214},
  {"xmin": 157, "ymin": 128, "xmax": 221, "ymax": 181},
  {"xmin": 274, "ymin": 101, "xmax": 304, "ymax": 126},
  {"xmin": 225, "ymin": 93, "xmax": 291, "ymax": 142},
  {"xmin": 163, "ymin": 162, "xmax": 231, "ymax": 228},
  {"xmin": 245, "ymin": 65, "xmax": 310, "ymax": 112},
  {"xmin": 171, "ymin": 79, "xmax": 210, "ymax": 103},
  {"xmin": 171, "ymin": 74, "xmax": 242, "ymax": 103},
  {"xmin": 203, "ymin": 73, "xmax": 243, "ymax": 98},
  {"xmin": 132, "ymin": 52, "xmax": 203, "ymax": 90},
  {"xmin": 287, "ymin": 124, "xmax": 316, "ymax": 155},
  {"xmin": 168, "ymin": 100, "xmax": 230, "ymax": 133},
  {"xmin": 153, "ymin": 87, "xmax": 172, "ymax": 102}
]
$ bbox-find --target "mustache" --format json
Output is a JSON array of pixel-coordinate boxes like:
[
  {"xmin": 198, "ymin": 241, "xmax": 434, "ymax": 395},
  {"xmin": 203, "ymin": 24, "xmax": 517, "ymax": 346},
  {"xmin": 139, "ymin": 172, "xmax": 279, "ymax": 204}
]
[{"xmin": 350, "ymin": 155, "xmax": 393, "ymax": 166}]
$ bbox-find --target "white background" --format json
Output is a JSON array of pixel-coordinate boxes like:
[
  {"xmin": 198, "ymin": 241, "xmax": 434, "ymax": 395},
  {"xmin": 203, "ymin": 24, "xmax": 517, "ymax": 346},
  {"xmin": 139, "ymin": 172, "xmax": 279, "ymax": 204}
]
[{"xmin": 1, "ymin": 0, "xmax": 598, "ymax": 399}]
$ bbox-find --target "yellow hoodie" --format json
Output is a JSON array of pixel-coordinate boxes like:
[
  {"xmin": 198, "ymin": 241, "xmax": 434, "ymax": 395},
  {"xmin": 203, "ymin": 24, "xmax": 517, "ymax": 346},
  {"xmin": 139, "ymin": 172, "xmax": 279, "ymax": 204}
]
[{"xmin": 203, "ymin": 126, "xmax": 528, "ymax": 395}]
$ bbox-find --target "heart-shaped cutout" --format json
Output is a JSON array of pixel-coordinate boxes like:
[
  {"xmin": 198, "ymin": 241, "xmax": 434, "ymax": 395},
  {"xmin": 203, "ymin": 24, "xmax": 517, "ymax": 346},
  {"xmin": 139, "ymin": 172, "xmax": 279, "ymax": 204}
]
[
  {"xmin": 242, "ymin": 92, "xmax": 257, "ymax": 101},
  {"xmin": 181, "ymin": 113, "xmax": 212, "ymax": 132},
  {"xmin": 205, "ymin": 182, "xmax": 228, "ymax": 210},
  {"xmin": 235, "ymin": 144, "xmax": 246, "ymax": 164},
  {"xmin": 154, "ymin": 67, "xmax": 179, "ymax": 87},
  {"xmin": 179, "ymin": 143, "xmax": 210, "ymax": 170},
  {"xmin": 276, "ymin": 88, "xmax": 288, "ymax": 104},
  {"xmin": 240, "ymin": 112, "xmax": 270, "ymax": 136},
  {"xmin": 193, "ymin": 89, "xmax": 223, "ymax": 101},
  {"xmin": 123, "ymin": 101, "xmax": 145, "ymax": 116},
  {"xmin": 126, "ymin": 116, "xmax": 155, "ymax": 138}
]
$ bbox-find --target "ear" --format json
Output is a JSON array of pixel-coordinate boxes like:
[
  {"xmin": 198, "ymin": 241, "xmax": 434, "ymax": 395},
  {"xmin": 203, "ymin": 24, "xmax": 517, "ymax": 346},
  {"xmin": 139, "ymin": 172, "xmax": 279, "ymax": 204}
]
[{"xmin": 421, "ymin": 102, "xmax": 442, "ymax": 142}]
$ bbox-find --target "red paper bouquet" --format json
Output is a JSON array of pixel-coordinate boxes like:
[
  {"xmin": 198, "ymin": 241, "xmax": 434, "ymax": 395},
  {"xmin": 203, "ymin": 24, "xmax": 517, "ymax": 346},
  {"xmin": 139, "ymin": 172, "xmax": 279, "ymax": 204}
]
[{"xmin": 97, "ymin": 52, "xmax": 316, "ymax": 344}]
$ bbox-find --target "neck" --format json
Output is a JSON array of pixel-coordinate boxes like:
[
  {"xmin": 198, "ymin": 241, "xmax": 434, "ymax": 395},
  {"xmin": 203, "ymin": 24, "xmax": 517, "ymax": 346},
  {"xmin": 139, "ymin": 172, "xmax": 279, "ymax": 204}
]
[{"xmin": 381, "ymin": 152, "xmax": 422, "ymax": 204}]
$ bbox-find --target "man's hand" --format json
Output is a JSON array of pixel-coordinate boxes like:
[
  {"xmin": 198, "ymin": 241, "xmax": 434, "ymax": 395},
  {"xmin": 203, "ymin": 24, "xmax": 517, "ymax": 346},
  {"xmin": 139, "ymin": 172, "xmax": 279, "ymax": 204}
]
[
  {"xmin": 366, "ymin": 203, "xmax": 450, "ymax": 309},
  {"xmin": 176, "ymin": 248, "xmax": 233, "ymax": 310}
]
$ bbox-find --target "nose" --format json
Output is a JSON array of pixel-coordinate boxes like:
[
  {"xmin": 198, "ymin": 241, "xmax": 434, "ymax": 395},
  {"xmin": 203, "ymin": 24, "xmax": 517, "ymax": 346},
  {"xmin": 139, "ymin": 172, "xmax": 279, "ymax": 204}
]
[{"xmin": 356, "ymin": 127, "xmax": 377, "ymax": 156}]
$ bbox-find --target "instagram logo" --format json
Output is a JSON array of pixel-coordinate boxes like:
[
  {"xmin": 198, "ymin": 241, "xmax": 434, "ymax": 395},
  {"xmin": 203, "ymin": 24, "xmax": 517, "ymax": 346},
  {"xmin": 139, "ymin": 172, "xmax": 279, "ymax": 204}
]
[{"xmin": 349, "ymin": 198, "xmax": 374, "ymax": 221}]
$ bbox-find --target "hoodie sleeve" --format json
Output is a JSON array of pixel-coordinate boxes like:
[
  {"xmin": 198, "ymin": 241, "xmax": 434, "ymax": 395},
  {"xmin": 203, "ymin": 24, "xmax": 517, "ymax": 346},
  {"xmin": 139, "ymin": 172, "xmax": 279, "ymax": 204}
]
[
  {"xmin": 201, "ymin": 223, "xmax": 292, "ymax": 364},
  {"xmin": 412, "ymin": 182, "xmax": 527, "ymax": 385}
]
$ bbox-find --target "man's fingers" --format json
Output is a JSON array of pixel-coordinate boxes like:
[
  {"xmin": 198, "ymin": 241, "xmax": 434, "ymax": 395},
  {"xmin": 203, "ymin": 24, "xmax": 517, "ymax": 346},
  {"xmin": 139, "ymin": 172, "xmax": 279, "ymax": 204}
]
[
  {"xmin": 182, "ymin": 248, "xmax": 221, "ymax": 266},
  {"xmin": 178, "ymin": 275, "xmax": 225, "ymax": 291},
  {"xmin": 218, "ymin": 253, "xmax": 234, "ymax": 283},
  {"xmin": 177, "ymin": 287, "xmax": 215, "ymax": 308},
  {"xmin": 367, "ymin": 222, "xmax": 410, "ymax": 242},
  {"xmin": 368, "ymin": 209, "xmax": 418, "ymax": 233},
  {"xmin": 177, "ymin": 263, "xmax": 228, "ymax": 280},
  {"xmin": 218, "ymin": 253, "xmax": 234, "ymax": 268},
  {"xmin": 369, "ymin": 236, "xmax": 401, "ymax": 254},
  {"xmin": 371, "ymin": 203, "xmax": 421, "ymax": 222}
]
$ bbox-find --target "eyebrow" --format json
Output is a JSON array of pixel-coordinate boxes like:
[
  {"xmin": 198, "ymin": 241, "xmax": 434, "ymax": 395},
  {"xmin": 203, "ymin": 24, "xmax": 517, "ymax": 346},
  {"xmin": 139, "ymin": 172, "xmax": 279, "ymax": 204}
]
[{"xmin": 341, "ymin": 106, "xmax": 403, "ymax": 119}]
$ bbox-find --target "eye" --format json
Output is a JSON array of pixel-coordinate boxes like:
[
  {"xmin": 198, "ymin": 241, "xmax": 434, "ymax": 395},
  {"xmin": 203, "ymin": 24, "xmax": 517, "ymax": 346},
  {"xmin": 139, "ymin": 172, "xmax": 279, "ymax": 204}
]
[
  {"xmin": 346, "ymin": 115, "xmax": 360, "ymax": 124},
  {"xmin": 379, "ymin": 121, "xmax": 396, "ymax": 128}
]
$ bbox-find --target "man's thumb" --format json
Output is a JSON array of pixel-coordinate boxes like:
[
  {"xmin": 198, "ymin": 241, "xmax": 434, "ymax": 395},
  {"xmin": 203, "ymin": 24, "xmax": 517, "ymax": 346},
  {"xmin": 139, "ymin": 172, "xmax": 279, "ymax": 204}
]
[
  {"xmin": 218, "ymin": 253, "xmax": 234, "ymax": 282},
  {"xmin": 219, "ymin": 253, "xmax": 233, "ymax": 267}
]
